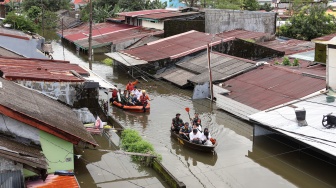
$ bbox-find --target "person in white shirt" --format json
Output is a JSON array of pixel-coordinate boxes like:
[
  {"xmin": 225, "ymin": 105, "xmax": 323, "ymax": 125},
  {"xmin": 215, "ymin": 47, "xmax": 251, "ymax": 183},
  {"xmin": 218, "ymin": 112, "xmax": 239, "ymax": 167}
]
[
  {"xmin": 201, "ymin": 128, "xmax": 212, "ymax": 145},
  {"xmin": 130, "ymin": 86, "xmax": 141, "ymax": 104},
  {"xmin": 189, "ymin": 128, "xmax": 202, "ymax": 144}
]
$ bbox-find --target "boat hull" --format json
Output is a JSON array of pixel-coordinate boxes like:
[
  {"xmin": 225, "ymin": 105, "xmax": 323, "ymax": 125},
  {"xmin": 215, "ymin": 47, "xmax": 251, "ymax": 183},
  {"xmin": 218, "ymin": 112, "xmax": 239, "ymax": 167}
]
[
  {"xmin": 112, "ymin": 101, "xmax": 150, "ymax": 112},
  {"xmin": 170, "ymin": 130, "xmax": 217, "ymax": 153}
]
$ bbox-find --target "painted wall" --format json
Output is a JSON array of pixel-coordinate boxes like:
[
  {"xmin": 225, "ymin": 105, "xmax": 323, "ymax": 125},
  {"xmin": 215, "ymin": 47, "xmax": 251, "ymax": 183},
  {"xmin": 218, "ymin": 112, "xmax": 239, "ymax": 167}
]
[
  {"xmin": 142, "ymin": 20, "xmax": 164, "ymax": 30},
  {"xmin": 0, "ymin": 157, "xmax": 23, "ymax": 172},
  {"xmin": 15, "ymin": 80, "xmax": 83, "ymax": 106},
  {"xmin": 40, "ymin": 130, "xmax": 74, "ymax": 173},
  {"xmin": 161, "ymin": 0, "xmax": 186, "ymax": 8},
  {"xmin": 205, "ymin": 9, "xmax": 277, "ymax": 34},
  {"xmin": 0, "ymin": 35, "xmax": 47, "ymax": 59},
  {"xmin": 327, "ymin": 45, "xmax": 336, "ymax": 90}
]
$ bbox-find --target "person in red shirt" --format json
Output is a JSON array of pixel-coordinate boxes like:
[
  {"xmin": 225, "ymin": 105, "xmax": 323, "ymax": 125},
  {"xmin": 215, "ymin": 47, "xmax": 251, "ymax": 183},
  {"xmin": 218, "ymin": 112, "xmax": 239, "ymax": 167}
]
[
  {"xmin": 109, "ymin": 86, "xmax": 119, "ymax": 104},
  {"xmin": 139, "ymin": 90, "xmax": 150, "ymax": 112},
  {"xmin": 126, "ymin": 79, "xmax": 139, "ymax": 92}
]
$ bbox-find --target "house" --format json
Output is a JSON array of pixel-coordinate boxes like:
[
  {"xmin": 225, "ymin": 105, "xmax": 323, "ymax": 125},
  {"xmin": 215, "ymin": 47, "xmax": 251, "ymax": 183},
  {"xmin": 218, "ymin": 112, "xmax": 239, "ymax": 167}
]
[
  {"xmin": 59, "ymin": 22, "xmax": 163, "ymax": 53},
  {"xmin": 249, "ymin": 39, "xmax": 336, "ymax": 163},
  {"xmin": 0, "ymin": 56, "xmax": 95, "ymax": 106},
  {"xmin": 0, "ymin": 77, "xmax": 97, "ymax": 186},
  {"xmin": 116, "ymin": 9, "xmax": 173, "ymax": 27},
  {"xmin": 312, "ymin": 33, "xmax": 336, "ymax": 64},
  {"xmin": 0, "ymin": 28, "xmax": 49, "ymax": 59}
]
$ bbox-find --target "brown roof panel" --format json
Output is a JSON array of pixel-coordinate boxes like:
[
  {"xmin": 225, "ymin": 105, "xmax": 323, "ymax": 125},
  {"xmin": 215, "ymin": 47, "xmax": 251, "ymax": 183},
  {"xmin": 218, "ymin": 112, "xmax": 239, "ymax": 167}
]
[
  {"xmin": 312, "ymin": 33, "xmax": 336, "ymax": 42},
  {"xmin": 0, "ymin": 28, "xmax": 31, "ymax": 40},
  {"xmin": 0, "ymin": 57, "xmax": 88, "ymax": 82},
  {"xmin": 121, "ymin": 30, "xmax": 232, "ymax": 62},
  {"xmin": 138, "ymin": 11, "xmax": 200, "ymax": 20},
  {"xmin": 216, "ymin": 29, "xmax": 273, "ymax": 42},
  {"xmin": 0, "ymin": 135, "xmax": 47, "ymax": 169},
  {"xmin": 118, "ymin": 9, "xmax": 173, "ymax": 17},
  {"xmin": 222, "ymin": 65, "xmax": 325, "ymax": 110},
  {"xmin": 0, "ymin": 78, "xmax": 97, "ymax": 146},
  {"xmin": 257, "ymin": 39, "xmax": 315, "ymax": 55}
]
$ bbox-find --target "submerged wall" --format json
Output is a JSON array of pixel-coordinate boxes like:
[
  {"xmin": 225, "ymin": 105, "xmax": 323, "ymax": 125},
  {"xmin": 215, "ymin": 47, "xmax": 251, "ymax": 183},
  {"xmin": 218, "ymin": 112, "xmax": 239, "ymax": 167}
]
[{"xmin": 205, "ymin": 9, "xmax": 276, "ymax": 34}]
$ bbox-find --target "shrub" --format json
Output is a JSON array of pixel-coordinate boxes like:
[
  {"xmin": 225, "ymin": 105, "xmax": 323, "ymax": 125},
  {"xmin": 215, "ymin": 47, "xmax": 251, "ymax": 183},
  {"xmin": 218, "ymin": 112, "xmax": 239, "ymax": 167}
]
[
  {"xmin": 292, "ymin": 58, "xmax": 299, "ymax": 66},
  {"xmin": 275, "ymin": 61, "xmax": 280, "ymax": 65},
  {"xmin": 282, "ymin": 57, "xmax": 291, "ymax": 66},
  {"xmin": 102, "ymin": 58, "xmax": 113, "ymax": 66}
]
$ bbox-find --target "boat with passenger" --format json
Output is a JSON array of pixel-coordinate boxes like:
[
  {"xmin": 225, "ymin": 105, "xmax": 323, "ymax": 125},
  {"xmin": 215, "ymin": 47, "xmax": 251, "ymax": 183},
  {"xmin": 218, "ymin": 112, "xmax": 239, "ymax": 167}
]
[{"xmin": 112, "ymin": 101, "xmax": 150, "ymax": 112}]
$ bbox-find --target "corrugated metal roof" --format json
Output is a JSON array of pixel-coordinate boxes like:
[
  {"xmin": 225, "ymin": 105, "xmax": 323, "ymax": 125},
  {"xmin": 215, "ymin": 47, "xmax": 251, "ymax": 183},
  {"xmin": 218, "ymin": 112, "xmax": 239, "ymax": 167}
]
[
  {"xmin": 257, "ymin": 38, "xmax": 315, "ymax": 55},
  {"xmin": 0, "ymin": 78, "xmax": 97, "ymax": 146},
  {"xmin": 249, "ymin": 93, "xmax": 336, "ymax": 157},
  {"xmin": 121, "ymin": 30, "xmax": 232, "ymax": 62},
  {"xmin": 0, "ymin": 57, "xmax": 88, "ymax": 82},
  {"xmin": 0, "ymin": 28, "xmax": 31, "ymax": 40},
  {"xmin": 105, "ymin": 52, "xmax": 148, "ymax": 66},
  {"xmin": 138, "ymin": 11, "xmax": 200, "ymax": 20},
  {"xmin": 312, "ymin": 33, "xmax": 336, "ymax": 42},
  {"xmin": 216, "ymin": 29, "xmax": 273, "ymax": 42},
  {"xmin": 26, "ymin": 174, "xmax": 79, "ymax": 188},
  {"xmin": 118, "ymin": 9, "xmax": 173, "ymax": 17},
  {"xmin": 74, "ymin": 28, "xmax": 163, "ymax": 49},
  {"xmin": 0, "ymin": 135, "xmax": 47, "ymax": 169},
  {"xmin": 155, "ymin": 66, "xmax": 197, "ymax": 87},
  {"xmin": 61, "ymin": 23, "xmax": 136, "ymax": 42},
  {"xmin": 221, "ymin": 64, "xmax": 325, "ymax": 111},
  {"xmin": 267, "ymin": 57, "xmax": 326, "ymax": 77}
]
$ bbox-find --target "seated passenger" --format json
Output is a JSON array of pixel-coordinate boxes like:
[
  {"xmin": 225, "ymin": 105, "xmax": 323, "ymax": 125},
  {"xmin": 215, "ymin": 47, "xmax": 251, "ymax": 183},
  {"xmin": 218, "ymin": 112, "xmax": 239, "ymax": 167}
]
[
  {"xmin": 120, "ymin": 90, "xmax": 129, "ymax": 105},
  {"xmin": 201, "ymin": 128, "xmax": 212, "ymax": 145},
  {"xmin": 189, "ymin": 128, "xmax": 202, "ymax": 144},
  {"xmin": 192, "ymin": 124, "xmax": 202, "ymax": 133},
  {"xmin": 171, "ymin": 113, "xmax": 183, "ymax": 133},
  {"xmin": 179, "ymin": 122, "xmax": 191, "ymax": 140}
]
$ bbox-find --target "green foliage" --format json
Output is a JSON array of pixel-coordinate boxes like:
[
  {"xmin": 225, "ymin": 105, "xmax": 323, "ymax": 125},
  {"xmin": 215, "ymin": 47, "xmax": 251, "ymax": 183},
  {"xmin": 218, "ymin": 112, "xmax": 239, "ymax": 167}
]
[
  {"xmin": 292, "ymin": 58, "xmax": 299, "ymax": 66},
  {"xmin": 41, "ymin": 11, "xmax": 58, "ymax": 30},
  {"xmin": 242, "ymin": 0, "xmax": 259, "ymax": 11},
  {"xmin": 3, "ymin": 12, "xmax": 37, "ymax": 32},
  {"xmin": 121, "ymin": 129, "xmax": 161, "ymax": 161},
  {"xmin": 102, "ymin": 58, "xmax": 113, "ymax": 66},
  {"xmin": 278, "ymin": 5, "xmax": 336, "ymax": 40},
  {"xmin": 22, "ymin": 0, "xmax": 71, "ymax": 12},
  {"xmin": 180, "ymin": 0, "xmax": 199, "ymax": 7},
  {"xmin": 260, "ymin": 3, "xmax": 273, "ymax": 12},
  {"xmin": 275, "ymin": 61, "xmax": 279, "ymax": 65},
  {"xmin": 27, "ymin": 6, "xmax": 41, "ymax": 21},
  {"xmin": 282, "ymin": 57, "xmax": 291, "ymax": 66},
  {"xmin": 4, "ymin": 0, "xmax": 19, "ymax": 13},
  {"xmin": 118, "ymin": 0, "xmax": 166, "ymax": 11}
]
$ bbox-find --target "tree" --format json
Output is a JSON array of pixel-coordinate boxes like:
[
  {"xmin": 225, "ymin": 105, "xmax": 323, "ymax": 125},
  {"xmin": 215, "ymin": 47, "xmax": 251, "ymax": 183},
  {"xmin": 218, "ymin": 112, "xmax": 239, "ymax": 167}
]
[
  {"xmin": 278, "ymin": 5, "xmax": 336, "ymax": 41},
  {"xmin": 27, "ymin": 6, "xmax": 41, "ymax": 22},
  {"xmin": 241, "ymin": 0, "xmax": 259, "ymax": 11},
  {"xmin": 3, "ymin": 12, "xmax": 37, "ymax": 32},
  {"xmin": 182, "ymin": 0, "xmax": 200, "ymax": 7},
  {"xmin": 260, "ymin": 3, "xmax": 273, "ymax": 12},
  {"xmin": 205, "ymin": 0, "xmax": 241, "ymax": 9},
  {"xmin": 22, "ymin": 0, "xmax": 71, "ymax": 12}
]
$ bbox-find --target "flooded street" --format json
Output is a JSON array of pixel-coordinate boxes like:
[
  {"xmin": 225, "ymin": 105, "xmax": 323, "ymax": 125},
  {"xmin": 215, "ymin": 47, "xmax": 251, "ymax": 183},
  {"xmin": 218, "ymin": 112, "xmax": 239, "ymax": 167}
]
[{"xmin": 52, "ymin": 42, "xmax": 336, "ymax": 188}]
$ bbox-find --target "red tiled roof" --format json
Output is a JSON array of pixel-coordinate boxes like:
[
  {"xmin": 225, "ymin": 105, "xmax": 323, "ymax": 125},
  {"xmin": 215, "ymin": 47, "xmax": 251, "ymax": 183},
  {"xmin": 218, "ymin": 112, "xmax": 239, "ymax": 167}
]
[
  {"xmin": 60, "ymin": 23, "xmax": 136, "ymax": 42},
  {"xmin": 222, "ymin": 65, "xmax": 325, "ymax": 110},
  {"xmin": 26, "ymin": 174, "xmax": 79, "ymax": 188},
  {"xmin": 257, "ymin": 39, "xmax": 315, "ymax": 55},
  {"xmin": 121, "ymin": 30, "xmax": 234, "ymax": 62},
  {"xmin": 0, "ymin": 0, "xmax": 19, "ymax": 5},
  {"xmin": 118, "ymin": 9, "xmax": 173, "ymax": 17},
  {"xmin": 216, "ymin": 30, "xmax": 272, "ymax": 42},
  {"xmin": 0, "ymin": 57, "xmax": 88, "ymax": 82},
  {"xmin": 138, "ymin": 11, "xmax": 200, "ymax": 20},
  {"xmin": 73, "ymin": 0, "xmax": 88, "ymax": 4},
  {"xmin": 312, "ymin": 33, "xmax": 336, "ymax": 42}
]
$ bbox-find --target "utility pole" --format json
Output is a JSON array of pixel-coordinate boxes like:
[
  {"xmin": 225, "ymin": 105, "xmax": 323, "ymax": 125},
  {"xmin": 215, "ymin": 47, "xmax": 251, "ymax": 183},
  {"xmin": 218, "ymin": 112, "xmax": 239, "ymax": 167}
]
[
  {"xmin": 41, "ymin": 0, "xmax": 44, "ymax": 36},
  {"xmin": 88, "ymin": 0, "xmax": 93, "ymax": 70},
  {"xmin": 207, "ymin": 44, "xmax": 214, "ymax": 102}
]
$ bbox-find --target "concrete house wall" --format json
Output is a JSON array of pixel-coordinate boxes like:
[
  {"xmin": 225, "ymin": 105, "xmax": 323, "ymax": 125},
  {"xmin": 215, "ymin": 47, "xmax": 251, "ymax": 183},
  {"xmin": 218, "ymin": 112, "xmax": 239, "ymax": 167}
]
[
  {"xmin": 205, "ymin": 9, "xmax": 277, "ymax": 34},
  {"xmin": 142, "ymin": 20, "xmax": 164, "ymax": 30}
]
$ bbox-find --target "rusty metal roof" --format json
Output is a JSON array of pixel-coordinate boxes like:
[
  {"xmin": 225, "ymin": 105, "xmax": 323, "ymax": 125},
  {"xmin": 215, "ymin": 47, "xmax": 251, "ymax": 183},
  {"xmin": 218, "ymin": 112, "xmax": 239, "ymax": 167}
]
[
  {"xmin": 118, "ymin": 9, "xmax": 173, "ymax": 17},
  {"xmin": 0, "ymin": 57, "xmax": 88, "ymax": 82},
  {"xmin": 257, "ymin": 38, "xmax": 315, "ymax": 55},
  {"xmin": 60, "ymin": 23, "xmax": 136, "ymax": 42},
  {"xmin": 0, "ymin": 78, "xmax": 97, "ymax": 146},
  {"xmin": 74, "ymin": 27, "xmax": 164, "ymax": 49},
  {"xmin": 312, "ymin": 33, "xmax": 336, "ymax": 42},
  {"xmin": 155, "ymin": 66, "xmax": 197, "ymax": 87},
  {"xmin": 121, "ymin": 30, "xmax": 233, "ymax": 62},
  {"xmin": 138, "ymin": 11, "xmax": 200, "ymax": 20},
  {"xmin": 216, "ymin": 29, "xmax": 273, "ymax": 42},
  {"xmin": 26, "ymin": 174, "xmax": 79, "ymax": 188},
  {"xmin": 0, "ymin": 28, "xmax": 31, "ymax": 40},
  {"xmin": 221, "ymin": 64, "xmax": 325, "ymax": 110},
  {"xmin": 0, "ymin": 135, "xmax": 47, "ymax": 170}
]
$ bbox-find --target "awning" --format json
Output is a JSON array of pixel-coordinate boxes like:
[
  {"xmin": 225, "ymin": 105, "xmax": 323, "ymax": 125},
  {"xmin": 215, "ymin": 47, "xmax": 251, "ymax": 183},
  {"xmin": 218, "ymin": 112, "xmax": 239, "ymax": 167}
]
[{"xmin": 105, "ymin": 52, "xmax": 148, "ymax": 67}]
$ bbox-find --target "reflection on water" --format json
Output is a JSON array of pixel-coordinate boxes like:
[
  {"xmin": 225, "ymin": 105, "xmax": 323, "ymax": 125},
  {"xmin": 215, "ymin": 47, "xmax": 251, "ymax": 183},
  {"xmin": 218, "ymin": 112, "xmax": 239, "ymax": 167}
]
[{"xmin": 53, "ymin": 41, "xmax": 336, "ymax": 188}]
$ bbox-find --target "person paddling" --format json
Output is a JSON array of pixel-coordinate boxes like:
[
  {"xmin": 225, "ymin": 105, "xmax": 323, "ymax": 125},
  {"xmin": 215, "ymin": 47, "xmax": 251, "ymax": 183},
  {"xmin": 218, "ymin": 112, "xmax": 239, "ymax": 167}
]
[{"xmin": 171, "ymin": 113, "xmax": 183, "ymax": 133}]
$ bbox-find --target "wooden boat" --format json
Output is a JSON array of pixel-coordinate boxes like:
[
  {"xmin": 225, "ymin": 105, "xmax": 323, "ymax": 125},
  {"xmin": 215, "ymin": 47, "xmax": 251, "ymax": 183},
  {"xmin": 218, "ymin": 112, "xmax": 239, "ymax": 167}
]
[
  {"xmin": 112, "ymin": 101, "xmax": 150, "ymax": 112},
  {"xmin": 170, "ymin": 130, "xmax": 217, "ymax": 153}
]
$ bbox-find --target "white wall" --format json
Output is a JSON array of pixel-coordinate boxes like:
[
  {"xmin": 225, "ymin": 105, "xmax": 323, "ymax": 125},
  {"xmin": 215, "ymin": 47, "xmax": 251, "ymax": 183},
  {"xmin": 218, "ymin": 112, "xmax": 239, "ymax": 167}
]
[
  {"xmin": 327, "ymin": 45, "xmax": 336, "ymax": 90},
  {"xmin": 142, "ymin": 20, "xmax": 164, "ymax": 30}
]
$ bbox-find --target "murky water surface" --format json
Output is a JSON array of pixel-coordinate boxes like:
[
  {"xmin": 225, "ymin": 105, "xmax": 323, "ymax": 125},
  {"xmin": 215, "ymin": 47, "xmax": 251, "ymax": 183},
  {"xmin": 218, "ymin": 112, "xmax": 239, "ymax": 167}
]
[{"xmin": 53, "ymin": 42, "xmax": 336, "ymax": 188}]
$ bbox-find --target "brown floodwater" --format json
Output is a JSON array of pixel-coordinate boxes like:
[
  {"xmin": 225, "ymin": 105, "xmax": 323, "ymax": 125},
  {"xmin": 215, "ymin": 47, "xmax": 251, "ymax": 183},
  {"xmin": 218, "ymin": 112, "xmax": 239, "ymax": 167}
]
[{"xmin": 52, "ymin": 42, "xmax": 336, "ymax": 188}]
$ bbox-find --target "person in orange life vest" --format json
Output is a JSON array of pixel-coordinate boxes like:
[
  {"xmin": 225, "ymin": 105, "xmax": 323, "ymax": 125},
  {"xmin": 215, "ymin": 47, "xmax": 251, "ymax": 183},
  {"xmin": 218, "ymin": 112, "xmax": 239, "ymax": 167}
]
[
  {"xmin": 126, "ymin": 79, "xmax": 139, "ymax": 92},
  {"xmin": 139, "ymin": 90, "xmax": 150, "ymax": 112}
]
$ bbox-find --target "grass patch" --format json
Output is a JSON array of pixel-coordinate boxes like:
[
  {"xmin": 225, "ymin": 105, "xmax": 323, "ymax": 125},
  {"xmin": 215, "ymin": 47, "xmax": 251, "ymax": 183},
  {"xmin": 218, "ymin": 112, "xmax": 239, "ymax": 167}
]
[
  {"xmin": 102, "ymin": 58, "xmax": 113, "ymax": 66},
  {"xmin": 121, "ymin": 129, "xmax": 162, "ymax": 161}
]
